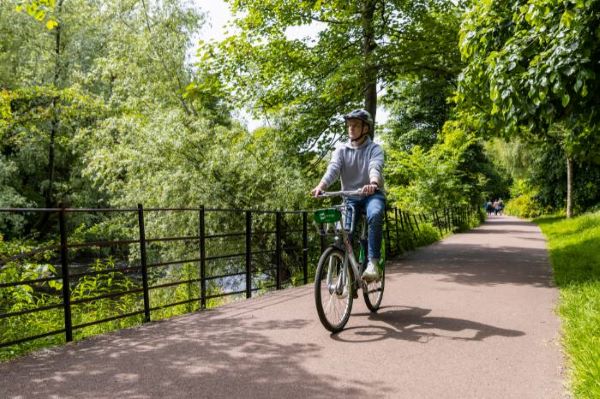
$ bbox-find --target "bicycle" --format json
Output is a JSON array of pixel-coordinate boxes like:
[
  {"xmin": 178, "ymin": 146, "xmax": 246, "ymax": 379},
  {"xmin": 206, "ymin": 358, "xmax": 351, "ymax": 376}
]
[{"xmin": 313, "ymin": 190, "xmax": 386, "ymax": 333}]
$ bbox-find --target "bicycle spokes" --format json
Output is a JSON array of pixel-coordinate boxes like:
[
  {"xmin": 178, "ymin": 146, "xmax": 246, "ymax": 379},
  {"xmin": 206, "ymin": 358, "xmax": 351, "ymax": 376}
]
[{"xmin": 314, "ymin": 247, "xmax": 353, "ymax": 333}]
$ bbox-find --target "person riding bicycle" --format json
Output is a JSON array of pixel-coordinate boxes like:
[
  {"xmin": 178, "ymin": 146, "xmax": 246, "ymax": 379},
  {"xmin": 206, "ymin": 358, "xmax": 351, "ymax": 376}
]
[{"xmin": 311, "ymin": 108, "xmax": 385, "ymax": 282}]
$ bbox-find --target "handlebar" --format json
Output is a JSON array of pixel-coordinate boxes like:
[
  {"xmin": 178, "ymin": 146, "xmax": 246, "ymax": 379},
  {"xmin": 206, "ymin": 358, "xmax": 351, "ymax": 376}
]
[{"xmin": 316, "ymin": 190, "xmax": 365, "ymax": 198}]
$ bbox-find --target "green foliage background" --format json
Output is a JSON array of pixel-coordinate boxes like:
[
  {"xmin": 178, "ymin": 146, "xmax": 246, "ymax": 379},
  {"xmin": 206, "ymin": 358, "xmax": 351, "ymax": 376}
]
[{"xmin": 1, "ymin": 2, "xmax": 600, "ymax": 394}]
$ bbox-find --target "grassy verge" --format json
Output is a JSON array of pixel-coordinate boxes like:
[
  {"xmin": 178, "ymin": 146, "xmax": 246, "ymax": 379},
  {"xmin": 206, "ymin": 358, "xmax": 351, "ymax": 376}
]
[{"xmin": 535, "ymin": 212, "xmax": 600, "ymax": 398}]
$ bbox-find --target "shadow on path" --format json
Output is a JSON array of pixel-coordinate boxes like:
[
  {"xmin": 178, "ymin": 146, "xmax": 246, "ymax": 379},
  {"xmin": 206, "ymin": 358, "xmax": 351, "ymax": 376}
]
[
  {"xmin": 1, "ymin": 303, "xmax": 370, "ymax": 399},
  {"xmin": 331, "ymin": 306, "xmax": 524, "ymax": 344}
]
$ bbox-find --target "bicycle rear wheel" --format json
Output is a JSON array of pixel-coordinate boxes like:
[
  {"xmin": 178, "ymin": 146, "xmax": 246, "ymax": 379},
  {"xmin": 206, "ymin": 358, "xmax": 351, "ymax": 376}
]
[
  {"xmin": 363, "ymin": 266, "xmax": 384, "ymax": 312},
  {"xmin": 314, "ymin": 246, "xmax": 353, "ymax": 333}
]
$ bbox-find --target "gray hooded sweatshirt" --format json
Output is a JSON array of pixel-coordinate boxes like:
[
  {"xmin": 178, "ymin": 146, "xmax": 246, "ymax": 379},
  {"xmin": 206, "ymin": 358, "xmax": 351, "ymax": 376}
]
[{"xmin": 320, "ymin": 137, "xmax": 385, "ymax": 193}]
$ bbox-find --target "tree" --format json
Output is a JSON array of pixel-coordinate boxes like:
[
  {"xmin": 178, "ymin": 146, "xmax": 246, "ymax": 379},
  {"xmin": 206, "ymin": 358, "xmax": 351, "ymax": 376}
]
[
  {"xmin": 385, "ymin": 118, "xmax": 504, "ymax": 212},
  {"xmin": 0, "ymin": 0, "xmax": 207, "ymax": 236},
  {"xmin": 383, "ymin": 75, "xmax": 457, "ymax": 152},
  {"xmin": 196, "ymin": 0, "xmax": 463, "ymax": 152},
  {"xmin": 14, "ymin": 0, "xmax": 59, "ymax": 30},
  {"xmin": 456, "ymin": 0, "xmax": 600, "ymax": 217},
  {"xmin": 486, "ymin": 138, "xmax": 600, "ymax": 213}
]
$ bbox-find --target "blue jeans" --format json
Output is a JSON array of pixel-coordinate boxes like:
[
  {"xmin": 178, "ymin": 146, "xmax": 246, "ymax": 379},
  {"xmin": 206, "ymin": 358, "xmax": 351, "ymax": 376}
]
[{"xmin": 344, "ymin": 192, "xmax": 386, "ymax": 261}]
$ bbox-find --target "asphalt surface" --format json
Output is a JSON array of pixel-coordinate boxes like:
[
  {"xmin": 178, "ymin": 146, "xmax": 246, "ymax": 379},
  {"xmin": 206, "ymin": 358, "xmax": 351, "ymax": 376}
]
[{"xmin": 0, "ymin": 215, "xmax": 566, "ymax": 398}]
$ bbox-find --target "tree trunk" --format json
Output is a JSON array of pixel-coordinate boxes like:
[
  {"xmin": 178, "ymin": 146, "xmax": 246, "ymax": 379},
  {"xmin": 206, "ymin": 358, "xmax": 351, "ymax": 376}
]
[
  {"xmin": 566, "ymin": 155, "xmax": 573, "ymax": 218},
  {"xmin": 362, "ymin": 0, "xmax": 377, "ymax": 136},
  {"xmin": 47, "ymin": 119, "xmax": 57, "ymax": 208},
  {"xmin": 36, "ymin": 0, "xmax": 64, "ymax": 234},
  {"xmin": 45, "ymin": 0, "xmax": 64, "ymax": 210}
]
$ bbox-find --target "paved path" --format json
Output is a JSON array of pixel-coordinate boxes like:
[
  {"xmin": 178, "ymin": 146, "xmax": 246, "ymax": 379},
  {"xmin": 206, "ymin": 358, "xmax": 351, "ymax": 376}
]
[{"xmin": 1, "ymin": 216, "xmax": 565, "ymax": 398}]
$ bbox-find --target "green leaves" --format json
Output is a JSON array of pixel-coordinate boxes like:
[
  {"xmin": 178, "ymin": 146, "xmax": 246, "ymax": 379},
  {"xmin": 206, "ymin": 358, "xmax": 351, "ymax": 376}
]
[
  {"xmin": 45, "ymin": 19, "xmax": 57, "ymax": 30},
  {"xmin": 201, "ymin": 0, "xmax": 463, "ymax": 149},
  {"xmin": 385, "ymin": 118, "xmax": 495, "ymax": 212},
  {"xmin": 1, "ymin": 0, "xmax": 210, "ymax": 217},
  {"xmin": 457, "ymin": 0, "xmax": 600, "ymax": 155},
  {"xmin": 15, "ymin": 0, "xmax": 58, "ymax": 30},
  {"xmin": 560, "ymin": 9, "xmax": 575, "ymax": 28}
]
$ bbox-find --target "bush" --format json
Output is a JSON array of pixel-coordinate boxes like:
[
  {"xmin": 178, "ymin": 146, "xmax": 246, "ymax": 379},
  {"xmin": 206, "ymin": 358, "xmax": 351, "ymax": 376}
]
[
  {"xmin": 505, "ymin": 193, "xmax": 543, "ymax": 218},
  {"xmin": 414, "ymin": 223, "xmax": 441, "ymax": 247},
  {"xmin": 587, "ymin": 202, "xmax": 600, "ymax": 213}
]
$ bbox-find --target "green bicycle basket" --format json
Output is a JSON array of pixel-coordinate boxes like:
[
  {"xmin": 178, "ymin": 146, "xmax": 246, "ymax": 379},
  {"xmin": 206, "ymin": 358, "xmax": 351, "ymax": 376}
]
[{"xmin": 314, "ymin": 208, "xmax": 342, "ymax": 224}]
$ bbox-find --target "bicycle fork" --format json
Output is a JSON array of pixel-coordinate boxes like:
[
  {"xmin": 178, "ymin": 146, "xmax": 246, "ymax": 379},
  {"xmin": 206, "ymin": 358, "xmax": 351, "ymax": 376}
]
[
  {"xmin": 326, "ymin": 253, "xmax": 349, "ymax": 296},
  {"xmin": 327, "ymin": 218, "xmax": 369, "ymax": 296},
  {"xmin": 327, "ymin": 251, "xmax": 368, "ymax": 297}
]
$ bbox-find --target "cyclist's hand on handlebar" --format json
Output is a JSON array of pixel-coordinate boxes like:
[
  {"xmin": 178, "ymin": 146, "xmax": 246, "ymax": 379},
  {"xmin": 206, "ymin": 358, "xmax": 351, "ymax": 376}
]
[
  {"xmin": 311, "ymin": 184, "xmax": 326, "ymax": 198},
  {"xmin": 360, "ymin": 183, "xmax": 379, "ymax": 196}
]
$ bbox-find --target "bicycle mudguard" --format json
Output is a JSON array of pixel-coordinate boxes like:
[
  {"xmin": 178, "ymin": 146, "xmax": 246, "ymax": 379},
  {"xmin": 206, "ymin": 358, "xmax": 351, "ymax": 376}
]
[{"xmin": 314, "ymin": 208, "xmax": 342, "ymax": 224}]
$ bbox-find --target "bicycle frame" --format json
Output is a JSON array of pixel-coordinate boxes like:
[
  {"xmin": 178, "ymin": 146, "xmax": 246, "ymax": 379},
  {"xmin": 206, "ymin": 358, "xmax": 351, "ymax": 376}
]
[
  {"xmin": 314, "ymin": 189, "xmax": 385, "ymax": 332},
  {"xmin": 318, "ymin": 191, "xmax": 369, "ymax": 294}
]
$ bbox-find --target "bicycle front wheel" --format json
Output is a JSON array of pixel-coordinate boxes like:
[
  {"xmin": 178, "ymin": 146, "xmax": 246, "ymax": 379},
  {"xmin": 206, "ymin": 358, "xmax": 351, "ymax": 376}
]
[{"xmin": 314, "ymin": 246, "xmax": 353, "ymax": 333}]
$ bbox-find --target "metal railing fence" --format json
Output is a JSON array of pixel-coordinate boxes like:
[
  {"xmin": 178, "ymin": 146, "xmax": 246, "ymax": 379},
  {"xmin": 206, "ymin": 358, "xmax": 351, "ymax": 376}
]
[{"xmin": 0, "ymin": 203, "xmax": 480, "ymax": 351}]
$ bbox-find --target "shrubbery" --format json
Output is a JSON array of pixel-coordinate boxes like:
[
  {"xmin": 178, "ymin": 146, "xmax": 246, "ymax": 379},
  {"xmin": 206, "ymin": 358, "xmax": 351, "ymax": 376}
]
[{"xmin": 505, "ymin": 194, "xmax": 543, "ymax": 219}]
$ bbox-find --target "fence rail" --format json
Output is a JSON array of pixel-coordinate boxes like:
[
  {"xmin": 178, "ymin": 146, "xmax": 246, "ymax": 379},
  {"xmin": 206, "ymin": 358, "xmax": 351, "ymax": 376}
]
[{"xmin": 0, "ymin": 203, "xmax": 480, "ymax": 351}]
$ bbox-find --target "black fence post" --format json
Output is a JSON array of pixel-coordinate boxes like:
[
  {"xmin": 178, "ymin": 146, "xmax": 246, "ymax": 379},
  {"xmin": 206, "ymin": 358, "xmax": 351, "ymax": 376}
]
[
  {"xmin": 453, "ymin": 207, "xmax": 458, "ymax": 227},
  {"xmin": 245, "ymin": 211, "xmax": 252, "ymax": 298},
  {"xmin": 137, "ymin": 204, "xmax": 151, "ymax": 322},
  {"xmin": 199, "ymin": 206, "xmax": 206, "ymax": 309},
  {"xmin": 384, "ymin": 205, "xmax": 391, "ymax": 258},
  {"xmin": 276, "ymin": 212, "xmax": 282, "ymax": 290},
  {"xmin": 433, "ymin": 211, "xmax": 443, "ymax": 236},
  {"xmin": 394, "ymin": 208, "xmax": 401, "ymax": 254},
  {"xmin": 319, "ymin": 229, "xmax": 326, "ymax": 255},
  {"xmin": 398, "ymin": 209, "xmax": 406, "ymax": 231},
  {"xmin": 413, "ymin": 214, "xmax": 420, "ymax": 232},
  {"xmin": 302, "ymin": 211, "xmax": 308, "ymax": 285},
  {"xmin": 405, "ymin": 212, "xmax": 416, "ymax": 242},
  {"xmin": 58, "ymin": 205, "xmax": 72, "ymax": 343},
  {"xmin": 441, "ymin": 208, "xmax": 447, "ymax": 232}
]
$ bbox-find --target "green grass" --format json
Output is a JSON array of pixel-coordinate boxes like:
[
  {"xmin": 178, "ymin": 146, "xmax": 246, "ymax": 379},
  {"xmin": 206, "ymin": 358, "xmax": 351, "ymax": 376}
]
[{"xmin": 535, "ymin": 212, "xmax": 600, "ymax": 398}]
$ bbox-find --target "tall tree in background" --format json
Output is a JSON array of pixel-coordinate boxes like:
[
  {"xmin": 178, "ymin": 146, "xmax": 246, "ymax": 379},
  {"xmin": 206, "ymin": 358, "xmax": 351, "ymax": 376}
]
[
  {"xmin": 456, "ymin": 0, "xmax": 600, "ymax": 217},
  {"xmin": 0, "ymin": 0, "xmax": 206, "ymax": 234},
  {"xmin": 1, "ymin": 0, "xmax": 110, "ymax": 232},
  {"xmin": 196, "ymin": 0, "xmax": 462, "ymax": 152}
]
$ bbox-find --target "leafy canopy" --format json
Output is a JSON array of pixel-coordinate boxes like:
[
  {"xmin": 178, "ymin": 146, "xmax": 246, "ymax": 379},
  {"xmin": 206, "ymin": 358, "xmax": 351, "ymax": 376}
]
[
  {"xmin": 456, "ymin": 0, "xmax": 600, "ymax": 159},
  {"xmin": 196, "ymin": 0, "xmax": 463, "ymax": 152}
]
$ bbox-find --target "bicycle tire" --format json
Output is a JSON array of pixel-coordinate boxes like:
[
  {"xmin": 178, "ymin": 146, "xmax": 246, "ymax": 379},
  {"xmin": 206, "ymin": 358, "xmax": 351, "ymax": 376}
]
[
  {"xmin": 363, "ymin": 236, "xmax": 385, "ymax": 312},
  {"xmin": 363, "ymin": 266, "xmax": 384, "ymax": 312},
  {"xmin": 314, "ymin": 246, "xmax": 353, "ymax": 333}
]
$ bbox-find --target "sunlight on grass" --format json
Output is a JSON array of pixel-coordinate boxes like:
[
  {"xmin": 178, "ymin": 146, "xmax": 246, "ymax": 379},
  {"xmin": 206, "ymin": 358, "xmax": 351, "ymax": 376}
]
[{"xmin": 536, "ymin": 212, "xmax": 600, "ymax": 398}]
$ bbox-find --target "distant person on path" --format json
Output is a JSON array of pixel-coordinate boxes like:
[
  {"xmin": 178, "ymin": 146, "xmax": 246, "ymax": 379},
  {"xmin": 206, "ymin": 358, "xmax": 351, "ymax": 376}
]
[
  {"xmin": 311, "ymin": 109, "xmax": 385, "ymax": 281},
  {"xmin": 493, "ymin": 200, "xmax": 499, "ymax": 215},
  {"xmin": 486, "ymin": 200, "xmax": 494, "ymax": 216},
  {"xmin": 497, "ymin": 198, "xmax": 504, "ymax": 215}
]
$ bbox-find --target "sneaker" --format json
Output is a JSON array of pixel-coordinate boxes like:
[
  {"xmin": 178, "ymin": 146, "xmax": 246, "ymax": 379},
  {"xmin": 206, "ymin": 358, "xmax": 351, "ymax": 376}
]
[{"xmin": 362, "ymin": 259, "xmax": 380, "ymax": 282}]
